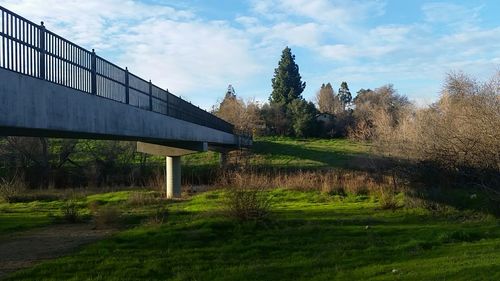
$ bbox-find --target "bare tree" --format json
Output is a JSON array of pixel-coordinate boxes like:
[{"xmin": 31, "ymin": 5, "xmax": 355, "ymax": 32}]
[
  {"xmin": 315, "ymin": 83, "xmax": 342, "ymax": 114},
  {"xmin": 213, "ymin": 85, "xmax": 264, "ymax": 135}
]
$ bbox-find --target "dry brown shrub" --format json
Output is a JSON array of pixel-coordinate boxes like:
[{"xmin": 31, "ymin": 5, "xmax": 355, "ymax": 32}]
[
  {"xmin": 218, "ymin": 169, "xmax": 395, "ymax": 196},
  {"xmin": 128, "ymin": 191, "xmax": 157, "ymax": 206},
  {"xmin": 375, "ymin": 71, "xmax": 500, "ymax": 189}
]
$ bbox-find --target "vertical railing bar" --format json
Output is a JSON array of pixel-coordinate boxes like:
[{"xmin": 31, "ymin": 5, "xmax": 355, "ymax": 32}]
[
  {"xmin": 23, "ymin": 20, "xmax": 26, "ymax": 74},
  {"xmin": 125, "ymin": 67, "xmax": 129, "ymax": 104},
  {"xmin": 1, "ymin": 11, "xmax": 4, "ymax": 68},
  {"xmin": 66, "ymin": 42, "xmax": 69, "ymax": 86},
  {"xmin": 57, "ymin": 36, "xmax": 61, "ymax": 83},
  {"xmin": 27, "ymin": 23, "xmax": 30, "ymax": 75},
  {"xmin": 39, "ymin": 21, "xmax": 45, "ymax": 80},
  {"xmin": 91, "ymin": 49, "xmax": 96, "ymax": 95},
  {"xmin": 17, "ymin": 17, "xmax": 20, "ymax": 72},
  {"xmin": 149, "ymin": 80, "xmax": 153, "ymax": 111},
  {"xmin": 8, "ymin": 13, "xmax": 11, "ymax": 69},
  {"xmin": 14, "ymin": 16, "xmax": 16, "ymax": 71}
]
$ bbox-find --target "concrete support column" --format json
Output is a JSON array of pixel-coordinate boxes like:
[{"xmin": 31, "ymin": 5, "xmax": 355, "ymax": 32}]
[{"xmin": 166, "ymin": 156, "xmax": 181, "ymax": 199}]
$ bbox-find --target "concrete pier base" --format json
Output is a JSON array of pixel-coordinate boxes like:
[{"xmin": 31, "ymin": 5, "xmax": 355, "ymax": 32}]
[{"xmin": 166, "ymin": 156, "xmax": 181, "ymax": 199}]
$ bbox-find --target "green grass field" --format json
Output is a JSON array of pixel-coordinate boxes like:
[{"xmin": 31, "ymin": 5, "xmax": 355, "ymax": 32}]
[
  {"xmin": 183, "ymin": 137, "xmax": 371, "ymax": 169},
  {"xmin": 1, "ymin": 138, "xmax": 499, "ymax": 280},
  {"xmin": 3, "ymin": 189, "xmax": 500, "ymax": 281}
]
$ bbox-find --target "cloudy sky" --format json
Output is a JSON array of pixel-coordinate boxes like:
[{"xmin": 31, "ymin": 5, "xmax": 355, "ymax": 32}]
[{"xmin": 1, "ymin": 0, "xmax": 499, "ymax": 108}]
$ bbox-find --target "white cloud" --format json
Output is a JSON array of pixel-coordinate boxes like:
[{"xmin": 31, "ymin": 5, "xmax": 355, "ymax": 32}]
[
  {"xmin": 250, "ymin": 0, "xmax": 385, "ymax": 26},
  {"xmin": 120, "ymin": 19, "xmax": 261, "ymax": 96},
  {"xmin": 422, "ymin": 2, "xmax": 482, "ymax": 28},
  {"xmin": 1, "ymin": 0, "xmax": 194, "ymax": 50}
]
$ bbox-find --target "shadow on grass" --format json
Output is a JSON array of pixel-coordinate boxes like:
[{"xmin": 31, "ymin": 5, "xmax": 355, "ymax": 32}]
[{"xmin": 251, "ymin": 140, "xmax": 383, "ymax": 171}]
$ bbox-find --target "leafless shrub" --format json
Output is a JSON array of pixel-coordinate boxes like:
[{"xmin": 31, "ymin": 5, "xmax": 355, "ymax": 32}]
[
  {"xmin": 0, "ymin": 175, "xmax": 27, "ymax": 203},
  {"xmin": 223, "ymin": 172, "xmax": 273, "ymax": 222},
  {"xmin": 375, "ymin": 71, "xmax": 500, "ymax": 189},
  {"xmin": 224, "ymin": 186, "xmax": 273, "ymax": 222}
]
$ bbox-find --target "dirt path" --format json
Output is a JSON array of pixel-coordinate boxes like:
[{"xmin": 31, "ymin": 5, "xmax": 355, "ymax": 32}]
[{"xmin": 0, "ymin": 224, "xmax": 116, "ymax": 279}]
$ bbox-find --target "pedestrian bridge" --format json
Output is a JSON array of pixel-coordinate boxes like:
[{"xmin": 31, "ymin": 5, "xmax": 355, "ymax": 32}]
[{"xmin": 0, "ymin": 6, "xmax": 251, "ymax": 198}]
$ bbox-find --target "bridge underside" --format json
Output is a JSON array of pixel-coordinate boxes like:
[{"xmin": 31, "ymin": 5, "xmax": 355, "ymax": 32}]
[{"xmin": 0, "ymin": 68, "xmax": 250, "ymax": 198}]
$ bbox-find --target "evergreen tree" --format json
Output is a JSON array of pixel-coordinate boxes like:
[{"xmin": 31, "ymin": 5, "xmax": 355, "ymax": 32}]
[
  {"xmin": 225, "ymin": 84, "xmax": 236, "ymax": 100},
  {"xmin": 338, "ymin": 81, "xmax": 352, "ymax": 110},
  {"xmin": 270, "ymin": 47, "xmax": 306, "ymax": 106},
  {"xmin": 288, "ymin": 99, "xmax": 318, "ymax": 137}
]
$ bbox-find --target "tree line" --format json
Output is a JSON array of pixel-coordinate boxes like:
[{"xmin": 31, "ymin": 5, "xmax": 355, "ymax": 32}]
[{"xmin": 213, "ymin": 46, "xmax": 410, "ymax": 139}]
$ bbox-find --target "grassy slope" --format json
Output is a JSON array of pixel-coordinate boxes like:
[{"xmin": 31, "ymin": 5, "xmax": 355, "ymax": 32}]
[
  {"xmin": 251, "ymin": 137, "xmax": 370, "ymax": 168},
  {"xmin": 183, "ymin": 137, "xmax": 371, "ymax": 169},
  {"xmin": 5, "ymin": 189, "xmax": 500, "ymax": 281}
]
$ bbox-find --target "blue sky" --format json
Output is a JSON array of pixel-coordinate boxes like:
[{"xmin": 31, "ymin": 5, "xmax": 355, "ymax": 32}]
[{"xmin": 1, "ymin": 0, "xmax": 499, "ymax": 108}]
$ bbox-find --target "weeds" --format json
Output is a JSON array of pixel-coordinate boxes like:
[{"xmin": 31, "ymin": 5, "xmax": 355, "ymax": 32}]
[
  {"xmin": 61, "ymin": 200, "xmax": 80, "ymax": 223},
  {"xmin": 377, "ymin": 188, "xmax": 400, "ymax": 211},
  {"xmin": 128, "ymin": 191, "xmax": 158, "ymax": 206},
  {"xmin": 217, "ymin": 169, "xmax": 395, "ymax": 195}
]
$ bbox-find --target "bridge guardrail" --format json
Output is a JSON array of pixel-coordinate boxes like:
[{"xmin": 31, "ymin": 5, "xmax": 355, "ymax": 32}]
[{"xmin": 0, "ymin": 6, "xmax": 234, "ymax": 134}]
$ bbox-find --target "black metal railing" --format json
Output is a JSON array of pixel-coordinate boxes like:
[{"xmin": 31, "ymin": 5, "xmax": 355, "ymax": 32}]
[{"xmin": 0, "ymin": 6, "xmax": 234, "ymax": 134}]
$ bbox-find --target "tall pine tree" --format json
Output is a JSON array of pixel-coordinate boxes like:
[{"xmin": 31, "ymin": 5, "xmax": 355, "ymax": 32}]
[
  {"xmin": 270, "ymin": 47, "xmax": 306, "ymax": 106},
  {"xmin": 338, "ymin": 81, "xmax": 352, "ymax": 110}
]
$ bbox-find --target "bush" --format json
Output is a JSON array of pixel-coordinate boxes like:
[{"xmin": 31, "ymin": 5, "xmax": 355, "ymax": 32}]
[
  {"xmin": 377, "ymin": 189, "xmax": 400, "ymax": 211},
  {"xmin": 224, "ymin": 186, "xmax": 273, "ymax": 222},
  {"xmin": 62, "ymin": 200, "xmax": 80, "ymax": 223}
]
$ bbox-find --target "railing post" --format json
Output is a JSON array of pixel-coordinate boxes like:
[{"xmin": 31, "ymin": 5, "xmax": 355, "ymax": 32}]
[
  {"xmin": 39, "ymin": 21, "xmax": 46, "ymax": 80},
  {"xmin": 91, "ymin": 49, "xmax": 97, "ymax": 95},
  {"xmin": 125, "ymin": 67, "xmax": 129, "ymax": 104},
  {"xmin": 149, "ymin": 80, "xmax": 153, "ymax": 111}
]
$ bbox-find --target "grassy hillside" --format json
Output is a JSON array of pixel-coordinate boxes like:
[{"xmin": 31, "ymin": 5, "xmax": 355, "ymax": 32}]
[
  {"xmin": 183, "ymin": 137, "xmax": 371, "ymax": 169},
  {"xmin": 4, "ymin": 189, "xmax": 500, "ymax": 281}
]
